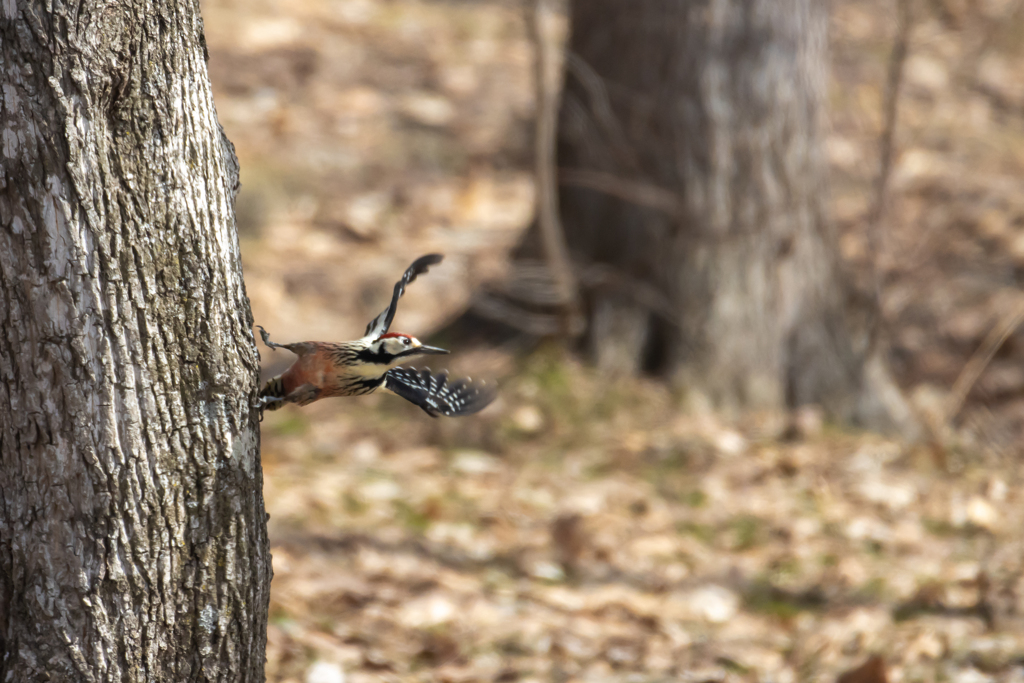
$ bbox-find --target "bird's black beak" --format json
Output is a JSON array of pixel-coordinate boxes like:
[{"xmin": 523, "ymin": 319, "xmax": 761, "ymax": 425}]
[{"xmin": 417, "ymin": 345, "xmax": 450, "ymax": 355}]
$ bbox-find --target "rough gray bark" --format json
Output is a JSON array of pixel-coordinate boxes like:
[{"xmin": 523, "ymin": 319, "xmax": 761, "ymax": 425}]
[
  {"xmin": 0, "ymin": 0, "xmax": 270, "ymax": 681},
  {"xmin": 556, "ymin": 0, "xmax": 915, "ymax": 430}
]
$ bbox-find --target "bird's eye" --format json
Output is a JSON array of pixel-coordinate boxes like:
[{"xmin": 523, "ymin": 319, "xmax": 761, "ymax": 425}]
[{"xmin": 403, "ymin": 338, "xmax": 411, "ymax": 345}]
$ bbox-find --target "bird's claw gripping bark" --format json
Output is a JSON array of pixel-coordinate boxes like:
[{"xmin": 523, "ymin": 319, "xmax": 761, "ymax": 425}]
[
  {"xmin": 257, "ymin": 325, "xmax": 283, "ymax": 350},
  {"xmin": 254, "ymin": 395, "xmax": 283, "ymax": 410},
  {"xmin": 253, "ymin": 394, "xmax": 284, "ymax": 421}
]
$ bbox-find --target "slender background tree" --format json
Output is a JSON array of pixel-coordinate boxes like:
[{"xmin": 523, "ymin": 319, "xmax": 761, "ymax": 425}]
[{"xmin": 0, "ymin": 1, "xmax": 270, "ymax": 680}]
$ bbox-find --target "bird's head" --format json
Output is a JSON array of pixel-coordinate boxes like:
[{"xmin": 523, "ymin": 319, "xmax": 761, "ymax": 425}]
[{"xmin": 358, "ymin": 332, "xmax": 449, "ymax": 371}]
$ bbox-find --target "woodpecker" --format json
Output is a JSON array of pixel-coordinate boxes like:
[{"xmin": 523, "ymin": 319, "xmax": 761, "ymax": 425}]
[{"xmin": 256, "ymin": 254, "xmax": 496, "ymax": 417}]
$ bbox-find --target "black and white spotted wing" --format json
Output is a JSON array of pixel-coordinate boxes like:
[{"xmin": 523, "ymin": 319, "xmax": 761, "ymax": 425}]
[
  {"xmin": 363, "ymin": 254, "xmax": 444, "ymax": 339},
  {"xmin": 384, "ymin": 367, "xmax": 496, "ymax": 417}
]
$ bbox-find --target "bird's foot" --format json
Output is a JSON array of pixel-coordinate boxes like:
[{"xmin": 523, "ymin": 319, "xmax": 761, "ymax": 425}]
[
  {"xmin": 257, "ymin": 325, "xmax": 285, "ymax": 350},
  {"xmin": 253, "ymin": 394, "xmax": 285, "ymax": 416}
]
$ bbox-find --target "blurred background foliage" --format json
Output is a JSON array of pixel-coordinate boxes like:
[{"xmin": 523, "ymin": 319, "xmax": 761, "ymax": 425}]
[{"xmin": 201, "ymin": 0, "xmax": 1024, "ymax": 681}]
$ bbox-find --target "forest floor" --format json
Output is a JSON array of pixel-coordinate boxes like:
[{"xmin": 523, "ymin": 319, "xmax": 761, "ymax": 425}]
[{"xmin": 199, "ymin": 0, "xmax": 1024, "ymax": 681}]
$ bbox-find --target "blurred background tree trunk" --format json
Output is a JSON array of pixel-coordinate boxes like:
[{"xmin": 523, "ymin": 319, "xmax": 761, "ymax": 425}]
[
  {"xmin": 550, "ymin": 0, "xmax": 914, "ymax": 430},
  {"xmin": 0, "ymin": 1, "xmax": 270, "ymax": 680}
]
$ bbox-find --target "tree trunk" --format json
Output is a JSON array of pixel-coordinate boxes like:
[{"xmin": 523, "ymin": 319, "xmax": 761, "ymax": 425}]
[
  {"xmin": 0, "ymin": 1, "xmax": 270, "ymax": 680},
  {"xmin": 557, "ymin": 0, "xmax": 914, "ymax": 430}
]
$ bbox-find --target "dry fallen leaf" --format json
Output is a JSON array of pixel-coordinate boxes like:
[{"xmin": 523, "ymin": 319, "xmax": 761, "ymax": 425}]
[{"xmin": 837, "ymin": 655, "xmax": 888, "ymax": 683}]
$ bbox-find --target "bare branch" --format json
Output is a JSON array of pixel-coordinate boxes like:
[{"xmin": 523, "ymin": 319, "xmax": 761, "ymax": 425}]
[
  {"xmin": 564, "ymin": 51, "xmax": 639, "ymax": 171},
  {"xmin": 559, "ymin": 167, "xmax": 682, "ymax": 217},
  {"xmin": 483, "ymin": 259, "xmax": 681, "ymax": 329},
  {"xmin": 527, "ymin": 0, "xmax": 584, "ymax": 337},
  {"xmin": 472, "ymin": 292, "xmax": 562, "ymax": 336},
  {"xmin": 946, "ymin": 303, "xmax": 1024, "ymax": 424},
  {"xmin": 867, "ymin": 0, "xmax": 913, "ymax": 329}
]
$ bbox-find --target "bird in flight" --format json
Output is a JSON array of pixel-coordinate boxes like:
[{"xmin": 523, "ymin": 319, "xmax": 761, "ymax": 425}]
[{"xmin": 256, "ymin": 254, "xmax": 496, "ymax": 417}]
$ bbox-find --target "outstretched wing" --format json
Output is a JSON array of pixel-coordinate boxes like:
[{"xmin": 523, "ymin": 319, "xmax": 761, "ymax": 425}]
[
  {"xmin": 363, "ymin": 254, "xmax": 444, "ymax": 339},
  {"xmin": 384, "ymin": 367, "xmax": 496, "ymax": 417}
]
